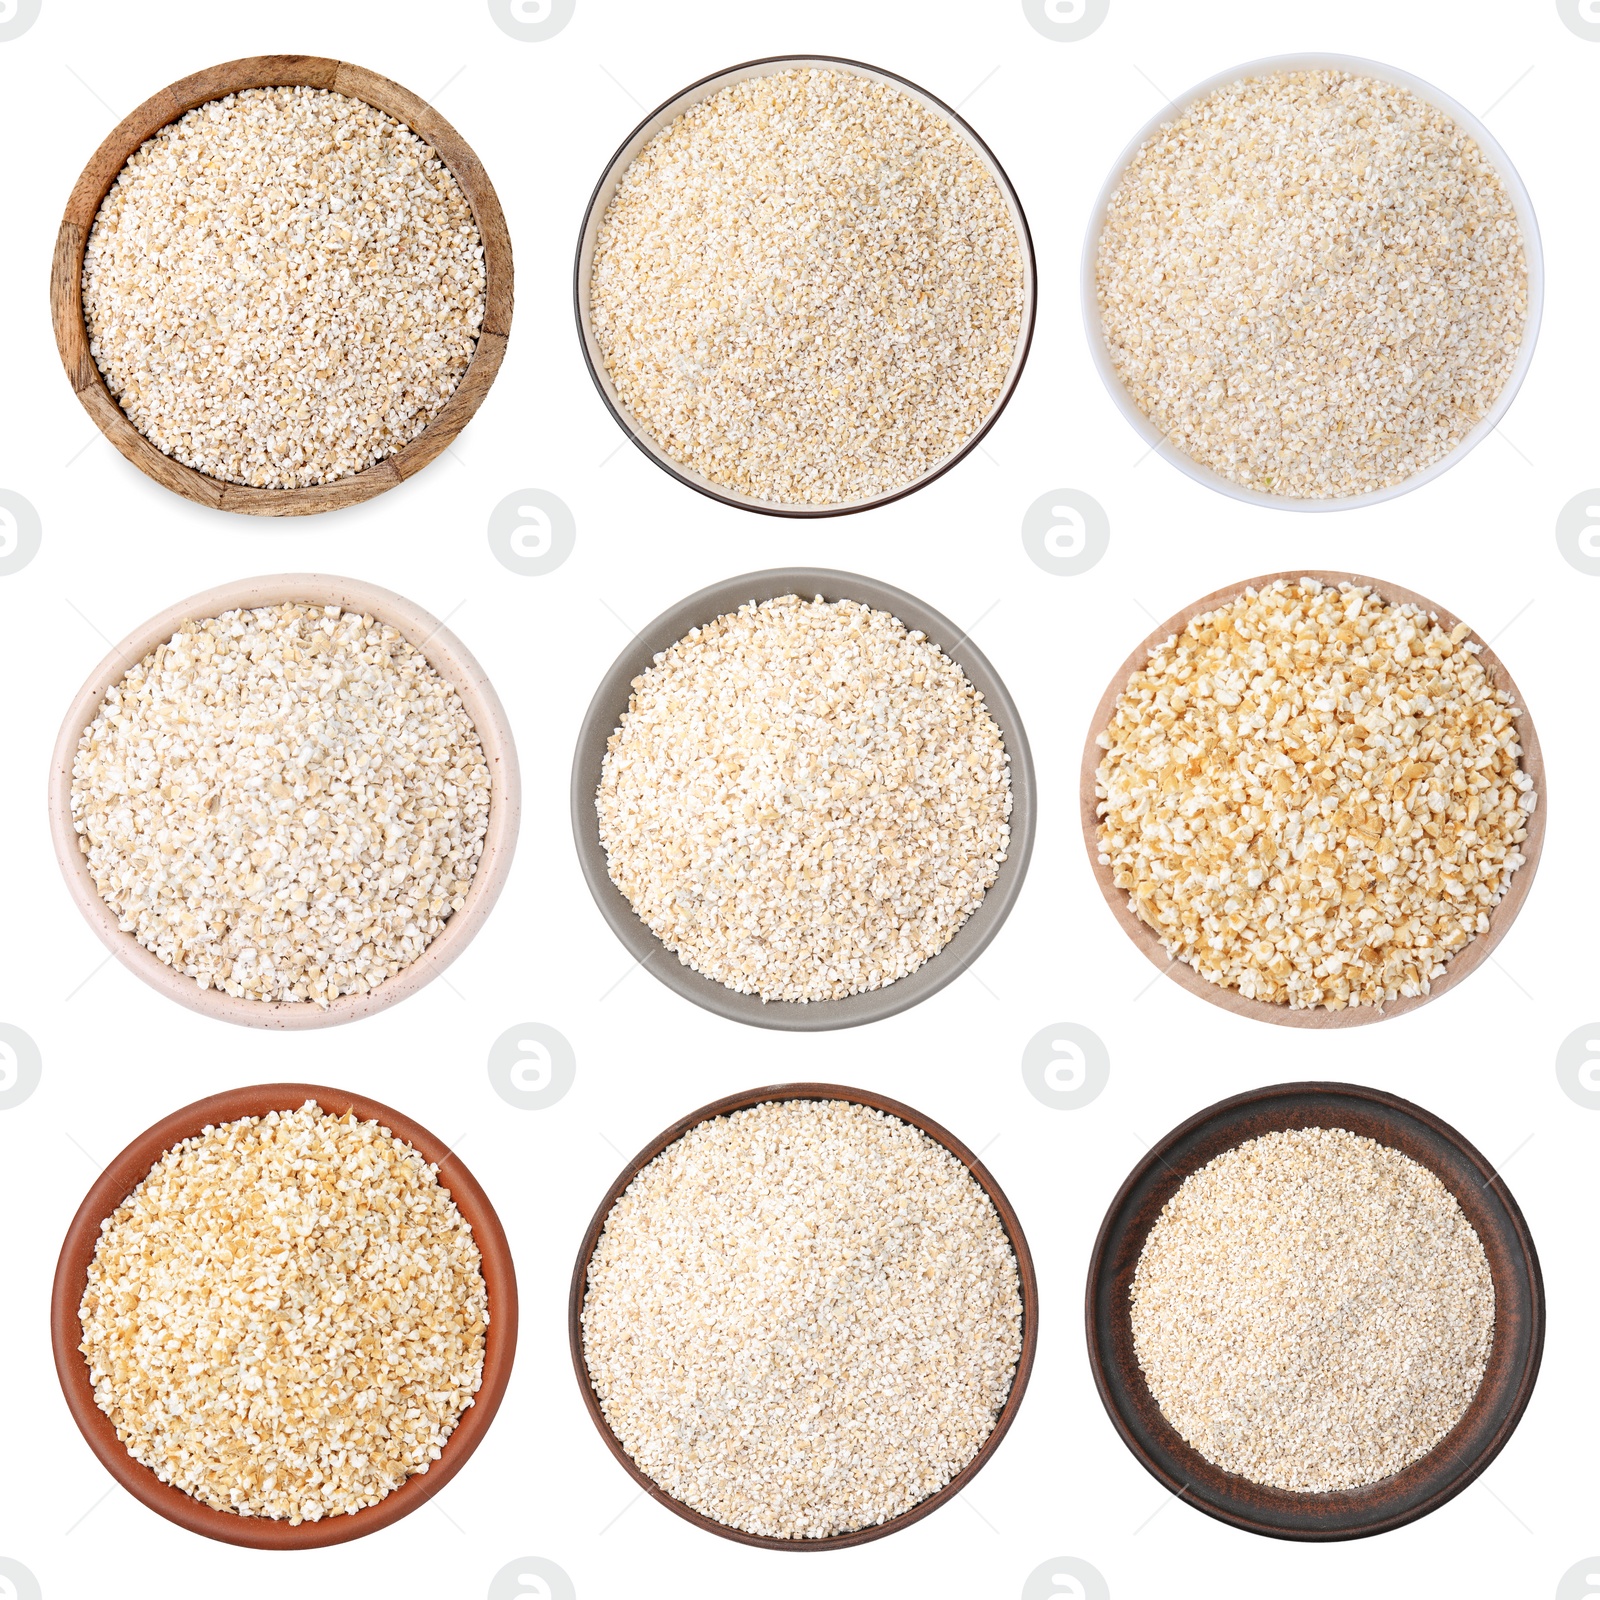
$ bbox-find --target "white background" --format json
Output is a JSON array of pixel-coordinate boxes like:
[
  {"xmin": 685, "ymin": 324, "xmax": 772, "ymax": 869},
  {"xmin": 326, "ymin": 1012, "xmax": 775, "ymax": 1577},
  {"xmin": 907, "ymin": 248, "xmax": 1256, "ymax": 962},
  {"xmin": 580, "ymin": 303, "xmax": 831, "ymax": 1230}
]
[{"xmin": 1, "ymin": 1, "xmax": 1596, "ymax": 1596}]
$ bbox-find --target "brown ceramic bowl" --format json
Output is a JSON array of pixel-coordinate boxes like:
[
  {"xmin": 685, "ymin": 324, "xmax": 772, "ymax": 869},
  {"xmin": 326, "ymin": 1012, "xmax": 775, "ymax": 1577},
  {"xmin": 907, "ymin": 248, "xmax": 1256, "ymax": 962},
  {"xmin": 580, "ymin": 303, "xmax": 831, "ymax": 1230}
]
[
  {"xmin": 1080, "ymin": 571, "xmax": 1545, "ymax": 1027},
  {"xmin": 569, "ymin": 1082, "xmax": 1039, "ymax": 1549},
  {"xmin": 48, "ymin": 574, "xmax": 520, "ymax": 1029},
  {"xmin": 52, "ymin": 54, "xmax": 512, "ymax": 516},
  {"xmin": 51, "ymin": 1083, "xmax": 518, "ymax": 1549},
  {"xmin": 1086, "ymin": 1081, "xmax": 1543, "ymax": 1541}
]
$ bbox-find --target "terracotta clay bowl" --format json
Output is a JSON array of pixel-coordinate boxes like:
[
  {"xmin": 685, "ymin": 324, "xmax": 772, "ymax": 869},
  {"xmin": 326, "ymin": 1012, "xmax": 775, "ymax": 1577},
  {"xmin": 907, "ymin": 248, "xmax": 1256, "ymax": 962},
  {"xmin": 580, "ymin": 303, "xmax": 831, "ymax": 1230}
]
[
  {"xmin": 571, "ymin": 568, "xmax": 1036, "ymax": 1029},
  {"xmin": 49, "ymin": 574, "xmax": 520, "ymax": 1029},
  {"xmin": 569, "ymin": 1082, "xmax": 1038, "ymax": 1549},
  {"xmin": 51, "ymin": 1083, "xmax": 518, "ymax": 1549},
  {"xmin": 1080, "ymin": 571, "xmax": 1545, "ymax": 1028},
  {"xmin": 52, "ymin": 54, "xmax": 513, "ymax": 516},
  {"xmin": 1086, "ymin": 1081, "xmax": 1543, "ymax": 1540},
  {"xmin": 574, "ymin": 54, "xmax": 1036, "ymax": 518}
]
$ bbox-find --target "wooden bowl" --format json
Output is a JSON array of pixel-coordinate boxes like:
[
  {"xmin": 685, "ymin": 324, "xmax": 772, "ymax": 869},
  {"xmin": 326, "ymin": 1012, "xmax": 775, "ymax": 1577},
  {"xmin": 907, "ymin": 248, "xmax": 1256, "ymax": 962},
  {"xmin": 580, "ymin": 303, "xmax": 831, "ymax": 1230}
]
[
  {"xmin": 1080, "ymin": 571, "xmax": 1545, "ymax": 1027},
  {"xmin": 570, "ymin": 569, "xmax": 1036, "ymax": 1029},
  {"xmin": 51, "ymin": 1083, "xmax": 519, "ymax": 1550},
  {"xmin": 1085, "ymin": 1081, "xmax": 1543, "ymax": 1541},
  {"xmin": 51, "ymin": 55, "xmax": 513, "ymax": 516},
  {"xmin": 49, "ymin": 574, "xmax": 520, "ymax": 1029},
  {"xmin": 573, "ymin": 55, "xmax": 1036, "ymax": 518},
  {"xmin": 568, "ymin": 1082, "xmax": 1039, "ymax": 1549}
]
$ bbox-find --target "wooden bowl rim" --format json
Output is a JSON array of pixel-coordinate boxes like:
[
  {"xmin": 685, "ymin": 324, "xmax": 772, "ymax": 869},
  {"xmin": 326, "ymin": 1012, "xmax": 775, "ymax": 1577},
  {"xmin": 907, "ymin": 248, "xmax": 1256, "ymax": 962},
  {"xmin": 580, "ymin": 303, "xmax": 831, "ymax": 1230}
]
[
  {"xmin": 50, "ymin": 1082, "xmax": 519, "ymax": 1550},
  {"xmin": 567, "ymin": 1082, "xmax": 1039, "ymax": 1549},
  {"xmin": 48, "ymin": 573, "xmax": 521, "ymax": 1029},
  {"xmin": 1078, "ymin": 570, "xmax": 1546, "ymax": 1027},
  {"xmin": 569, "ymin": 567, "xmax": 1036, "ymax": 1030},
  {"xmin": 571, "ymin": 52, "xmax": 1037, "ymax": 518},
  {"xmin": 51, "ymin": 53, "xmax": 513, "ymax": 518}
]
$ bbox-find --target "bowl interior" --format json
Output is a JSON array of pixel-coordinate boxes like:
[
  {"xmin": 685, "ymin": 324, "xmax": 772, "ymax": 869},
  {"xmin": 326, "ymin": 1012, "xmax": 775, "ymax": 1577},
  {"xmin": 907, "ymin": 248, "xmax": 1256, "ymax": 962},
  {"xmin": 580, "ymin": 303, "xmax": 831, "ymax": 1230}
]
[
  {"xmin": 570, "ymin": 567, "xmax": 1035, "ymax": 1030},
  {"xmin": 573, "ymin": 55, "xmax": 1036, "ymax": 518},
  {"xmin": 51, "ymin": 1083, "xmax": 518, "ymax": 1550},
  {"xmin": 568, "ymin": 1082, "xmax": 1038, "ymax": 1550},
  {"xmin": 1079, "ymin": 570, "xmax": 1545, "ymax": 1028},
  {"xmin": 1086, "ymin": 1082, "xmax": 1543, "ymax": 1541},
  {"xmin": 49, "ymin": 574, "xmax": 520, "ymax": 1030},
  {"xmin": 1080, "ymin": 52, "xmax": 1544, "ymax": 512}
]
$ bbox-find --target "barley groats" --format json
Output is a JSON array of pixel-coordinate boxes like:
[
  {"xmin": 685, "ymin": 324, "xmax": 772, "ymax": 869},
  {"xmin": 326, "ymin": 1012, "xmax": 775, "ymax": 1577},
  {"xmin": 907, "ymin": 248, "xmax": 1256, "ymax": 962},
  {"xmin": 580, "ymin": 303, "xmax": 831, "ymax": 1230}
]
[
  {"xmin": 82, "ymin": 86, "xmax": 486, "ymax": 489},
  {"xmin": 70, "ymin": 602, "xmax": 491, "ymax": 1006},
  {"xmin": 1095, "ymin": 70, "xmax": 1528, "ymax": 500},
  {"xmin": 1131, "ymin": 1127, "xmax": 1494, "ymax": 1492},
  {"xmin": 1094, "ymin": 579, "xmax": 1534, "ymax": 1011},
  {"xmin": 79, "ymin": 1102, "xmax": 488, "ymax": 1523},
  {"xmin": 596, "ymin": 595, "xmax": 1012, "ymax": 1003},
  {"xmin": 589, "ymin": 67, "xmax": 1026, "ymax": 506},
  {"xmin": 581, "ymin": 1098, "xmax": 1024, "ymax": 1539}
]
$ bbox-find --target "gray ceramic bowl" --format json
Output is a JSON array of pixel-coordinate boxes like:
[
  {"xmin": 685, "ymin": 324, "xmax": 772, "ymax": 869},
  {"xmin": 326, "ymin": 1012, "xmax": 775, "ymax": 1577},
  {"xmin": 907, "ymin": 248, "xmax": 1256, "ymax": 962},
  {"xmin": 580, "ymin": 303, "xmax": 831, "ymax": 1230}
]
[{"xmin": 570, "ymin": 569, "xmax": 1035, "ymax": 1030}]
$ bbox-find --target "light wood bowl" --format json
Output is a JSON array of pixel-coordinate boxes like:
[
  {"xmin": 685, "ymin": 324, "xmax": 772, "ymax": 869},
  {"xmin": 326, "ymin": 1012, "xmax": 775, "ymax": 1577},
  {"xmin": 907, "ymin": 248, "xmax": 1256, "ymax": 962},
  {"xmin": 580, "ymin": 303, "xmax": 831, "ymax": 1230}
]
[
  {"xmin": 51, "ymin": 55, "xmax": 513, "ymax": 516},
  {"xmin": 48, "ymin": 575, "xmax": 520, "ymax": 1029},
  {"xmin": 1079, "ymin": 572, "xmax": 1546, "ymax": 1028}
]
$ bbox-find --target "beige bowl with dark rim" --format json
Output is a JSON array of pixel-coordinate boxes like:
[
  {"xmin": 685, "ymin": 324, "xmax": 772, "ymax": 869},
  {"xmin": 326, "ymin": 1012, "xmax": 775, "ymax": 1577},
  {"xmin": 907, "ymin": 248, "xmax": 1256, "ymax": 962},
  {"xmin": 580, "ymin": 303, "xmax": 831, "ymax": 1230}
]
[
  {"xmin": 48, "ymin": 575, "xmax": 520, "ymax": 1029},
  {"xmin": 1080, "ymin": 572, "xmax": 1545, "ymax": 1027},
  {"xmin": 569, "ymin": 1082, "xmax": 1038, "ymax": 1550},
  {"xmin": 52, "ymin": 54, "xmax": 513, "ymax": 517},
  {"xmin": 574, "ymin": 54, "xmax": 1036, "ymax": 518}
]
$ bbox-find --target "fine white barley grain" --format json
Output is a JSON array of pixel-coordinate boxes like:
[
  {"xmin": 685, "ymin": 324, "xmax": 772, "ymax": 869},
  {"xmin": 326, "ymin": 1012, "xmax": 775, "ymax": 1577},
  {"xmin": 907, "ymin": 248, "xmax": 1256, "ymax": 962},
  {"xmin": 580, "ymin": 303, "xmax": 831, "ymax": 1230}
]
[
  {"xmin": 590, "ymin": 67, "xmax": 1025, "ymax": 505},
  {"xmin": 1094, "ymin": 579, "xmax": 1533, "ymax": 1010},
  {"xmin": 71, "ymin": 602, "xmax": 491, "ymax": 1006},
  {"xmin": 596, "ymin": 594, "xmax": 1012, "ymax": 1002},
  {"xmin": 1131, "ymin": 1127, "xmax": 1493, "ymax": 1492},
  {"xmin": 80, "ymin": 1102, "xmax": 488, "ymax": 1523},
  {"xmin": 83, "ymin": 86, "xmax": 486, "ymax": 489},
  {"xmin": 581, "ymin": 1098, "xmax": 1023, "ymax": 1538},
  {"xmin": 1095, "ymin": 71, "xmax": 1527, "ymax": 499}
]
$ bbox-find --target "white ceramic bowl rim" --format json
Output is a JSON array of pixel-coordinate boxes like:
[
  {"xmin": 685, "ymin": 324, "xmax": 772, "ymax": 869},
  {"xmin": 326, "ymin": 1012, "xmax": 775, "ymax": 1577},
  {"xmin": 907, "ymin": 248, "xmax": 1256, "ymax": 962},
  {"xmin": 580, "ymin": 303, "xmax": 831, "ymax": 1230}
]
[{"xmin": 1080, "ymin": 52, "xmax": 1544, "ymax": 513}]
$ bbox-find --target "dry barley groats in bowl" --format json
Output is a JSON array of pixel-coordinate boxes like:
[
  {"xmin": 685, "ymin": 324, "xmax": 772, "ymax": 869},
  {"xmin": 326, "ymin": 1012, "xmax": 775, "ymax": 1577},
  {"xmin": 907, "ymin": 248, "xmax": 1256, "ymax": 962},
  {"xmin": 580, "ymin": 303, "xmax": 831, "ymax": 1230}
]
[
  {"xmin": 1087, "ymin": 1083, "xmax": 1543, "ymax": 1540},
  {"xmin": 52, "ymin": 1086, "xmax": 517, "ymax": 1549},
  {"xmin": 574, "ymin": 570, "xmax": 1035, "ymax": 1028},
  {"xmin": 53, "ymin": 56, "xmax": 512, "ymax": 515},
  {"xmin": 49, "ymin": 575, "xmax": 520, "ymax": 1028},
  {"xmin": 1087, "ymin": 56, "xmax": 1540, "ymax": 508},
  {"xmin": 1084, "ymin": 573, "xmax": 1543, "ymax": 1026},
  {"xmin": 576, "ymin": 57, "xmax": 1034, "ymax": 514},
  {"xmin": 573, "ymin": 1088, "xmax": 1036, "ymax": 1548}
]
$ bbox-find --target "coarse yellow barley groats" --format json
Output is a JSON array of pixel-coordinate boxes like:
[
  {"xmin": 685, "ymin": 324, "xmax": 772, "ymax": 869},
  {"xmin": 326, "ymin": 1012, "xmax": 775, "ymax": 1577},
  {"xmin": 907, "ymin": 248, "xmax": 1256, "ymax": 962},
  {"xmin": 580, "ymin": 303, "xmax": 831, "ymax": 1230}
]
[
  {"xmin": 581, "ymin": 1099, "xmax": 1024, "ymax": 1539},
  {"xmin": 82, "ymin": 86, "xmax": 486, "ymax": 489},
  {"xmin": 79, "ymin": 1102, "xmax": 488, "ymax": 1524},
  {"xmin": 596, "ymin": 595, "xmax": 1012, "ymax": 1003},
  {"xmin": 70, "ymin": 602, "xmax": 491, "ymax": 1006},
  {"xmin": 1093, "ymin": 579, "xmax": 1534, "ymax": 1011},
  {"xmin": 1131, "ymin": 1127, "xmax": 1494, "ymax": 1493},
  {"xmin": 589, "ymin": 66, "xmax": 1026, "ymax": 506},
  {"xmin": 1095, "ymin": 70, "xmax": 1527, "ymax": 500}
]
